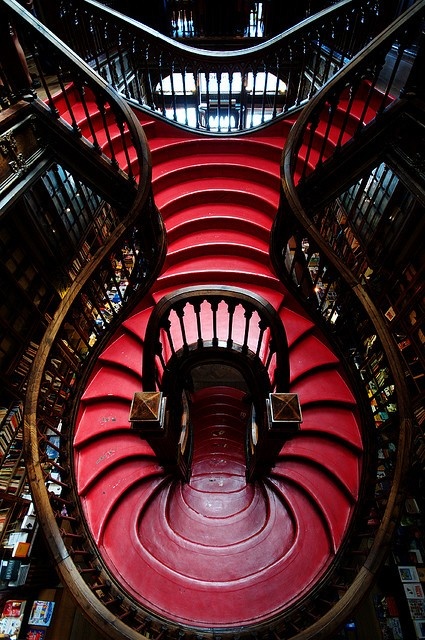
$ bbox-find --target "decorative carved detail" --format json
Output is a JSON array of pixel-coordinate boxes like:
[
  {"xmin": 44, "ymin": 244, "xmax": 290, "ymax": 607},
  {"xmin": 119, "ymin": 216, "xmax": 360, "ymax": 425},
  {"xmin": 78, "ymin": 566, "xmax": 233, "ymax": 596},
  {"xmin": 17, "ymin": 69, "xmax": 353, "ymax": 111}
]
[
  {"xmin": 129, "ymin": 391, "xmax": 166, "ymax": 433},
  {"xmin": 0, "ymin": 132, "xmax": 17, "ymax": 156},
  {"xmin": 267, "ymin": 392, "xmax": 302, "ymax": 433},
  {"xmin": 0, "ymin": 115, "xmax": 46, "ymax": 194},
  {"xmin": 9, "ymin": 153, "xmax": 28, "ymax": 176},
  {"xmin": 0, "ymin": 131, "xmax": 28, "ymax": 175}
]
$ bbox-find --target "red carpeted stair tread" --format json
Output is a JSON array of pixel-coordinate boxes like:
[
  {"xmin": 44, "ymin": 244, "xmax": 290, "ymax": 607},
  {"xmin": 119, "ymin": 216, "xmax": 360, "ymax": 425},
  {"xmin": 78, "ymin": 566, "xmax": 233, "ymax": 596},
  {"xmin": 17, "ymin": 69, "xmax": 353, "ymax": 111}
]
[
  {"xmin": 291, "ymin": 367, "xmax": 357, "ymax": 406},
  {"xmin": 270, "ymin": 461, "xmax": 353, "ymax": 551},
  {"xmin": 150, "ymin": 147, "xmax": 282, "ymax": 182},
  {"xmin": 158, "ymin": 189, "xmax": 277, "ymax": 223},
  {"xmin": 73, "ymin": 398, "xmax": 139, "ymax": 447},
  {"xmin": 98, "ymin": 331, "xmax": 144, "ymax": 372},
  {"xmin": 81, "ymin": 363, "xmax": 141, "ymax": 402},
  {"xmin": 75, "ymin": 430, "xmax": 157, "ymax": 494},
  {"xmin": 151, "ymin": 269, "xmax": 282, "ymax": 294},
  {"xmin": 276, "ymin": 434, "xmax": 361, "ymax": 499},
  {"xmin": 165, "ymin": 240, "xmax": 270, "ymax": 266},
  {"xmin": 167, "ymin": 216, "xmax": 269, "ymax": 245},
  {"xmin": 158, "ymin": 254, "xmax": 273, "ymax": 283},
  {"xmin": 153, "ymin": 174, "xmax": 279, "ymax": 211},
  {"xmin": 289, "ymin": 333, "xmax": 340, "ymax": 381},
  {"xmin": 85, "ymin": 470, "xmax": 168, "ymax": 544},
  {"xmin": 300, "ymin": 405, "xmax": 363, "ymax": 449},
  {"xmin": 121, "ymin": 304, "xmax": 154, "ymax": 342},
  {"xmin": 163, "ymin": 201, "xmax": 274, "ymax": 234},
  {"xmin": 170, "ymin": 484, "xmax": 266, "ymax": 544},
  {"xmin": 167, "ymin": 226, "xmax": 269, "ymax": 254},
  {"xmin": 279, "ymin": 306, "xmax": 315, "ymax": 346}
]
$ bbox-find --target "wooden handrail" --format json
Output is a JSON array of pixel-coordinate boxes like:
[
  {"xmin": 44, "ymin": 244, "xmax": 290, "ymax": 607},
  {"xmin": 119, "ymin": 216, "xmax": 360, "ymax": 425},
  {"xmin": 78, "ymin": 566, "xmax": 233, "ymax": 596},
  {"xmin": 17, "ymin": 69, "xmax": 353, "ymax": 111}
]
[
  {"xmin": 1, "ymin": 0, "xmax": 151, "ymax": 189},
  {"xmin": 267, "ymin": 3, "xmax": 423, "ymax": 638}
]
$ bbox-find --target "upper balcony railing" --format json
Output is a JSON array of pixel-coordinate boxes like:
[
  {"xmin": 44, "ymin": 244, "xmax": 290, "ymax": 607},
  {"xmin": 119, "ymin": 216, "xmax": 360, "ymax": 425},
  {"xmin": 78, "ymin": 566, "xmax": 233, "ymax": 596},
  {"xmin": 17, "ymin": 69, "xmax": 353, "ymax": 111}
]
[{"xmin": 30, "ymin": 0, "xmax": 400, "ymax": 132}]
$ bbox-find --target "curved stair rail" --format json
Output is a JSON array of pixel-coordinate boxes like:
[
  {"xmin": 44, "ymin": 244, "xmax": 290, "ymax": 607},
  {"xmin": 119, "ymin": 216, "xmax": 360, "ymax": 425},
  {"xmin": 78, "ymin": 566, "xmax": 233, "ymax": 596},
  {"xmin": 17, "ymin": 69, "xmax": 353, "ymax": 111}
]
[
  {"xmin": 269, "ymin": 3, "xmax": 425, "ymax": 637},
  {"xmin": 9, "ymin": 0, "xmax": 168, "ymax": 637},
  {"xmin": 39, "ymin": 0, "xmax": 396, "ymax": 133}
]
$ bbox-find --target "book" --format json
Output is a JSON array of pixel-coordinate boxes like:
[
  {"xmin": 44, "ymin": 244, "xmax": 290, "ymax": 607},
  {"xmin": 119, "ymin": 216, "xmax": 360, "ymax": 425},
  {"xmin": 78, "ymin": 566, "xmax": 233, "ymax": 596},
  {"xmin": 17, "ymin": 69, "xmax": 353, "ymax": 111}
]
[
  {"xmin": 7, "ymin": 531, "xmax": 28, "ymax": 548},
  {"xmin": 8, "ymin": 562, "xmax": 30, "ymax": 587},
  {"xmin": 0, "ymin": 615, "xmax": 24, "ymax": 637},
  {"xmin": 404, "ymin": 583, "xmax": 425, "ymax": 599},
  {"xmin": 12, "ymin": 540, "xmax": 31, "ymax": 558},
  {"xmin": 409, "ymin": 549, "xmax": 424, "ymax": 565},
  {"xmin": 399, "ymin": 565, "xmax": 420, "ymax": 582},
  {"xmin": 406, "ymin": 497, "xmax": 421, "ymax": 514},
  {"xmin": 28, "ymin": 600, "xmax": 55, "ymax": 627},
  {"xmin": 414, "ymin": 619, "xmax": 425, "ymax": 639},
  {"xmin": 26, "ymin": 629, "xmax": 47, "ymax": 640},
  {"xmin": 1, "ymin": 600, "xmax": 25, "ymax": 618},
  {"xmin": 409, "ymin": 599, "xmax": 425, "ymax": 619},
  {"xmin": 21, "ymin": 514, "xmax": 37, "ymax": 531},
  {"xmin": 0, "ymin": 559, "xmax": 21, "ymax": 582}
]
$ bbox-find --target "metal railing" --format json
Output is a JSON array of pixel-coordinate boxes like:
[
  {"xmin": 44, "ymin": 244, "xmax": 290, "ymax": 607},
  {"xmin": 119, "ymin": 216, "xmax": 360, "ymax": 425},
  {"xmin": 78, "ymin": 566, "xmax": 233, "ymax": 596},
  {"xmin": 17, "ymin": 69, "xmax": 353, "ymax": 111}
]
[{"xmin": 36, "ymin": 0, "xmax": 397, "ymax": 132}]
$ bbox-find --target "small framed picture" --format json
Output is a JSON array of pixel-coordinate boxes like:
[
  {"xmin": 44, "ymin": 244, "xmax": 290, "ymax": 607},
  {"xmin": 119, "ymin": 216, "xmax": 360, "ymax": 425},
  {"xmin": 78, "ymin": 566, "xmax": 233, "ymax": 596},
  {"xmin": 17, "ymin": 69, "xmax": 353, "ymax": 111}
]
[
  {"xmin": 399, "ymin": 565, "xmax": 420, "ymax": 582},
  {"xmin": 409, "ymin": 599, "xmax": 425, "ymax": 619},
  {"xmin": 404, "ymin": 583, "xmax": 425, "ymax": 599}
]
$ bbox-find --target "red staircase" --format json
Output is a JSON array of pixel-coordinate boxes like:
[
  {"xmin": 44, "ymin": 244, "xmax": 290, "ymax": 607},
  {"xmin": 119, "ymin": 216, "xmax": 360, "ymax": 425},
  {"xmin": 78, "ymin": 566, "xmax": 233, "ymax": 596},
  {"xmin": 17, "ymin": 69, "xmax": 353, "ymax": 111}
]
[{"xmin": 53, "ymin": 91, "xmax": 364, "ymax": 628}]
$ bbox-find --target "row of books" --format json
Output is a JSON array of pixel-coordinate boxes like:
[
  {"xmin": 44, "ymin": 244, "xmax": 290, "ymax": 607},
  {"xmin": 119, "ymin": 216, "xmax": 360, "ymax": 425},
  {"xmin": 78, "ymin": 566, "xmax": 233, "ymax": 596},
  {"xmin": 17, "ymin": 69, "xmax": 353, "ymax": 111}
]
[
  {"xmin": 12, "ymin": 341, "xmax": 39, "ymax": 387},
  {"xmin": 0, "ymin": 429, "xmax": 25, "ymax": 495},
  {"xmin": 0, "ymin": 403, "xmax": 23, "ymax": 457},
  {"xmin": 397, "ymin": 565, "xmax": 425, "ymax": 639}
]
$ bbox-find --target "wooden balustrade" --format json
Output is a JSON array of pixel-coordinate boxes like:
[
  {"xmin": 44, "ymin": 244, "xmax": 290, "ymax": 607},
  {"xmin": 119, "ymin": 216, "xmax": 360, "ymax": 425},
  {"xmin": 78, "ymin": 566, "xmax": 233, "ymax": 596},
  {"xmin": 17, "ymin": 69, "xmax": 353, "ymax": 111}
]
[
  {"xmin": 1, "ymin": 0, "xmax": 151, "ymax": 191},
  {"xmin": 267, "ymin": 3, "xmax": 424, "ymax": 639},
  {"xmin": 138, "ymin": 286, "xmax": 294, "ymax": 479},
  {"xmin": 281, "ymin": 1, "xmax": 425, "ymax": 186},
  {"xmin": 142, "ymin": 285, "xmax": 290, "ymax": 393}
]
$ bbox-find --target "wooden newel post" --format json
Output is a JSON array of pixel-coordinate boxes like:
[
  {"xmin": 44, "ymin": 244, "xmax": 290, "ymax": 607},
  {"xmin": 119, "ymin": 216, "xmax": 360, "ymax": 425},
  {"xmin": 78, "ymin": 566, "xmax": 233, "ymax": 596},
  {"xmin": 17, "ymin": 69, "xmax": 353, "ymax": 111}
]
[
  {"xmin": 247, "ymin": 393, "xmax": 302, "ymax": 480},
  {"xmin": 129, "ymin": 391, "xmax": 192, "ymax": 480}
]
